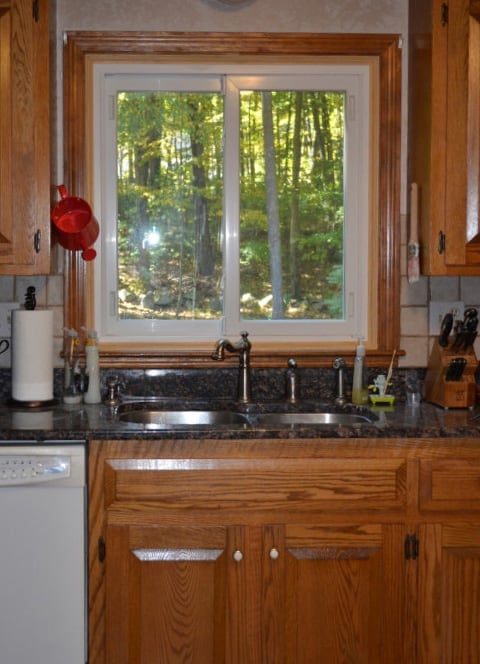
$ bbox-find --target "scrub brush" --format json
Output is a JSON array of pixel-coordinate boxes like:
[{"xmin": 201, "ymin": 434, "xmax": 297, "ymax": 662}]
[{"xmin": 407, "ymin": 182, "xmax": 420, "ymax": 283}]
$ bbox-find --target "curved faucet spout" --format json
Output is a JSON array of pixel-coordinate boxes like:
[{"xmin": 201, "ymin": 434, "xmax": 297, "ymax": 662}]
[{"xmin": 212, "ymin": 331, "xmax": 252, "ymax": 402}]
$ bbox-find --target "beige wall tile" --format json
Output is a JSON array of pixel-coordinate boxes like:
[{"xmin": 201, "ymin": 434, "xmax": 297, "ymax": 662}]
[{"xmin": 399, "ymin": 336, "xmax": 429, "ymax": 368}]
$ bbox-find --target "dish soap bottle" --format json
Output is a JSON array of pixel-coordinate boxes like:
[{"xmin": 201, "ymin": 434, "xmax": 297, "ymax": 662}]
[
  {"xmin": 352, "ymin": 338, "xmax": 369, "ymax": 405},
  {"xmin": 83, "ymin": 328, "xmax": 101, "ymax": 404}
]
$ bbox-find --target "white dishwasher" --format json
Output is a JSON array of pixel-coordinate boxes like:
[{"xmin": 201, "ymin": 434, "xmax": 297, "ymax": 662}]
[{"xmin": 0, "ymin": 442, "xmax": 86, "ymax": 664}]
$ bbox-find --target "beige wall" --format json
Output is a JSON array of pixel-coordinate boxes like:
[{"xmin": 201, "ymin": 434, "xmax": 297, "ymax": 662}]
[{"xmin": 2, "ymin": 0, "xmax": 478, "ymax": 368}]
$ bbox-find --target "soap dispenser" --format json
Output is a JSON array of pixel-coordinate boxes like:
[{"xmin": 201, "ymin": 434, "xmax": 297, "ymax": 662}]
[
  {"xmin": 83, "ymin": 328, "xmax": 101, "ymax": 404},
  {"xmin": 352, "ymin": 338, "xmax": 369, "ymax": 405}
]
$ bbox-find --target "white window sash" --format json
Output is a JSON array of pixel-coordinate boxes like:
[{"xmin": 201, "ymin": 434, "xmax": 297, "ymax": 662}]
[{"xmin": 92, "ymin": 63, "xmax": 370, "ymax": 343}]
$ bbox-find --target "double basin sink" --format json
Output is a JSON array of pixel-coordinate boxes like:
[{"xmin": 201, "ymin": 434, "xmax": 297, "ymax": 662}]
[{"xmin": 117, "ymin": 402, "xmax": 377, "ymax": 429}]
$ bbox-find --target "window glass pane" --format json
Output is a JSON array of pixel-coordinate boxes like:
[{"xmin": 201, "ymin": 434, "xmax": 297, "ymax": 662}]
[
  {"xmin": 116, "ymin": 91, "xmax": 224, "ymax": 320},
  {"xmin": 239, "ymin": 90, "xmax": 345, "ymax": 321}
]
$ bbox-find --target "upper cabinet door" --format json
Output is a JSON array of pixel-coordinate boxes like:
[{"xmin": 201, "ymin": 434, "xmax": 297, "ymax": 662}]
[
  {"xmin": 409, "ymin": 0, "xmax": 480, "ymax": 274},
  {"xmin": 0, "ymin": 0, "xmax": 50, "ymax": 274}
]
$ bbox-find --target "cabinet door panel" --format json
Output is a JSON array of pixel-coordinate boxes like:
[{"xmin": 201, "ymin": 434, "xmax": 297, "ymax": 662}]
[
  {"xmin": 106, "ymin": 457, "xmax": 407, "ymax": 514},
  {"xmin": 445, "ymin": 0, "xmax": 480, "ymax": 266},
  {"xmin": 418, "ymin": 523, "xmax": 480, "ymax": 663},
  {"xmin": 105, "ymin": 523, "xmax": 249, "ymax": 664},
  {"xmin": 419, "ymin": 459, "xmax": 480, "ymax": 512},
  {"xmin": 0, "ymin": 0, "xmax": 50, "ymax": 274},
  {"xmin": 281, "ymin": 524, "xmax": 406, "ymax": 664}
]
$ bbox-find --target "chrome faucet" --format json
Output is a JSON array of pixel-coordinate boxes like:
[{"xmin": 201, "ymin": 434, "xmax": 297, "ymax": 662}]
[
  {"xmin": 332, "ymin": 357, "xmax": 347, "ymax": 407},
  {"xmin": 212, "ymin": 331, "xmax": 252, "ymax": 403}
]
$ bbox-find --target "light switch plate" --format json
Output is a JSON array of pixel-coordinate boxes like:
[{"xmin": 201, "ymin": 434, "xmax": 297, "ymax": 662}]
[
  {"xmin": 0, "ymin": 302, "xmax": 20, "ymax": 338},
  {"xmin": 429, "ymin": 301, "xmax": 464, "ymax": 335}
]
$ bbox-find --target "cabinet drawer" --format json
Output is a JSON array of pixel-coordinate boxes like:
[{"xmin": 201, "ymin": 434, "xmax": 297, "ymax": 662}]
[
  {"xmin": 419, "ymin": 459, "xmax": 480, "ymax": 512},
  {"xmin": 105, "ymin": 457, "xmax": 406, "ymax": 515}
]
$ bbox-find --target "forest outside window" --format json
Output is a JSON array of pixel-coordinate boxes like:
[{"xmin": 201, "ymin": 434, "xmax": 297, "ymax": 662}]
[
  {"xmin": 93, "ymin": 63, "xmax": 371, "ymax": 343},
  {"xmin": 63, "ymin": 32, "xmax": 400, "ymax": 364}
]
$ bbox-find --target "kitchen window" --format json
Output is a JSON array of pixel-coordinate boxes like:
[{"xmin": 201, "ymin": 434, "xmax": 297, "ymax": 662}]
[
  {"xmin": 93, "ymin": 64, "xmax": 369, "ymax": 343},
  {"xmin": 63, "ymin": 32, "xmax": 401, "ymax": 365}
]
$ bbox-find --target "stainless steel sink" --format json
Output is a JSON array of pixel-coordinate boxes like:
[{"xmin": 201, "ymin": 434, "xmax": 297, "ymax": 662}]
[
  {"xmin": 118, "ymin": 409, "xmax": 249, "ymax": 427},
  {"xmin": 249, "ymin": 412, "xmax": 374, "ymax": 427},
  {"xmin": 117, "ymin": 404, "xmax": 375, "ymax": 428}
]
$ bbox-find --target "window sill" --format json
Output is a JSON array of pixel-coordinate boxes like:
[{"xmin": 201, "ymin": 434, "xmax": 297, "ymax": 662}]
[{"xmin": 96, "ymin": 345, "xmax": 403, "ymax": 369}]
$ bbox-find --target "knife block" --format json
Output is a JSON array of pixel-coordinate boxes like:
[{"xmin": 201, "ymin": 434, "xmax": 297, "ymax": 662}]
[{"xmin": 424, "ymin": 343, "xmax": 478, "ymax": 408}]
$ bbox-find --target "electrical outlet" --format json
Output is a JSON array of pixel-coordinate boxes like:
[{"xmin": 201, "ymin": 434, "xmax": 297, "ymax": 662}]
[
  {"xmin": 0, "ymin": 302, "xmax": 20, "ymax": 338},
  {"xmin": 429, "ymin": 301, "xmax": 464, "ymax": 335}
]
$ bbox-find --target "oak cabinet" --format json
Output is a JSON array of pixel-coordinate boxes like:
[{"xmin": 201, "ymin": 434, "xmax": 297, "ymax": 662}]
[
  {"xmin": 88, "ymin": 439, "xmax": 480, "ymax": 663},
  {"xmin": 409, "ymin": 0, "xmax": 480, "ymax": 274},
  {"xmin": 88, "ymin": 441, "xmax": 409, "ymax": 663},
  {"xmin": 0, "ymin": 0, "xmax": 50, "ymax": 274},
  {"xmin": 417, "ymin": 457, "xmax": 480, "ymax": 662},
  {"xmin": 417, "ymin": 523, "xmax": 480, "ymax": 662},
  {"xmin": 102, "ymin": 521, "xmax": 405, "ymax": 664}
]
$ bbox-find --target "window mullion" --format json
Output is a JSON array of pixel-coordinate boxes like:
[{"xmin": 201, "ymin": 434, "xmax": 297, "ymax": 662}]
[{"xmin": 223, "ymin": 77, "xmax": 242, "ymax": 335}]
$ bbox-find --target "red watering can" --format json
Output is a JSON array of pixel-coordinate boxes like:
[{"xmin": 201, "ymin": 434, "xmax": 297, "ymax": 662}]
[{"xmin": 51, "ymin": 184, "xmax": 99, "ymax": 261}]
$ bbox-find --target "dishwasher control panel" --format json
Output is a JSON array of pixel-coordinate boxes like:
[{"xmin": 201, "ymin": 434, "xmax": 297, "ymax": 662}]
[{"xmin": 0, "ymin": 456, "xmax": 71, "ymax": 485}]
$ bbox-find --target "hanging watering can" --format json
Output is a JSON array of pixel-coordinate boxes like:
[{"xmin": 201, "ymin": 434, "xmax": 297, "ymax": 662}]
[{"xmin": 51, "ymin": 184, "xmax": 99, "ymax": 261}]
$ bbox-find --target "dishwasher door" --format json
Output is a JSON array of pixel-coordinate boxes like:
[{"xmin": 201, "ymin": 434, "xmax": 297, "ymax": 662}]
[{"xmin": 0, "ymin": 444, "xmax": 86, "ymax": 664}]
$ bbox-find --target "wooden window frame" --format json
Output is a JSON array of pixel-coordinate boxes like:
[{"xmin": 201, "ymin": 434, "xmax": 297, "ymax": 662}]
[{"xmin": 63, "ymin": 31, "xmax": 401, "ymax": 368}]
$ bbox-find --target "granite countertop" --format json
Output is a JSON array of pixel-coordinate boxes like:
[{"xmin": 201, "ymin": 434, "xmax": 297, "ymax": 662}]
[{"xmin": 0, "ymin": 397, "xmax": 479, "ymax": 442}]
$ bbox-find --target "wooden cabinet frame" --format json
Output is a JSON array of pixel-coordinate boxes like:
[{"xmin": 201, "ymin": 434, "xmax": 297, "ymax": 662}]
[{"xmin": 62, "ymin": 31, "xmax": 401, "ymax": 368}]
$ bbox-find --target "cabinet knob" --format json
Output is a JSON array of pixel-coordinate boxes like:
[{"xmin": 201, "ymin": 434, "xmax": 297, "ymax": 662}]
[
  {"xmin": 269, "ymin": 547, "xmax": 280, "ymax": 560},
  {"xmin": 232, "ymin": 549, "xmax": 243, "ymax": 562}
]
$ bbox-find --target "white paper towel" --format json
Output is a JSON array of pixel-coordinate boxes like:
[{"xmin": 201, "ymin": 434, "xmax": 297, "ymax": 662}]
[{"xmin": 12, "ymin": 309, "xmax": 54, "ymax": 402}]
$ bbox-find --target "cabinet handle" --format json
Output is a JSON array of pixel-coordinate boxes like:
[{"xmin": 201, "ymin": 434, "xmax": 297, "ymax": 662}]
[
  {"xmin": 438, "ymin": 231, "xmax": 445, "ymax": 254},
  {"xmin": 232, "ymin": 549, "xmax": 243, "ymax": 562},
  {"xmin": 269, "ymin": 547, "xmax": 280, "ymax": 560},
  {"xmin": 441, "ymin": 2, "xmax": 448, "ymax": 26},
  {"xmin": 33, "ymin": 230, "xmax": 41, "ymax": 253},
  {"xmin": 98, "ymin": 535, "xmax": 106, "ymax": 563}
]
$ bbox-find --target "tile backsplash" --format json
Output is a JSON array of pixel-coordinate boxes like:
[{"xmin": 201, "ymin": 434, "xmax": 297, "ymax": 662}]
[
  {"xmin": 2, "ymin": 214, "xmax": 480, "ymax": 370},
  {"xmin": 0, "ymin": 275, "xmax": 64, "ymax": 368},
  {"xmin": 399, "ymin": 213, "xmax": 480, "ymax": 367}
]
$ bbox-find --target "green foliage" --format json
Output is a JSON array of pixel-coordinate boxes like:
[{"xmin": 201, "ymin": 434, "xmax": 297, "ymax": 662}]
[{"xmin": 115, "ymin": 86, "xmax": 346, "ymax": 321}]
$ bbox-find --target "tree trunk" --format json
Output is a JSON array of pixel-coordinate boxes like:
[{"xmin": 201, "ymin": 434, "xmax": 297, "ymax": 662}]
[
  {"xmin": 290, "ymin": 92, "xmax": 303, "ymax": 300},
  {"xmin": 262, "ymin": 91, "xmax": 284, "ymax": 319},
  {"xmin": 189, "ymin": 101, "xmax": 215, "ymax": 278}
]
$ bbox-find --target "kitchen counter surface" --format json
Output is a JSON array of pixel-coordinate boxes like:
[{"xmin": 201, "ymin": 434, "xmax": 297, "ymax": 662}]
[{"xmin": 0, "ymin": 398, "xmax": 479, "ymax": 442}]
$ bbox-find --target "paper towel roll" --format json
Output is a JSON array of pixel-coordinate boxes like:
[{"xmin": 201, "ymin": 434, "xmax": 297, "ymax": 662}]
[{"xmin": 12, "ymin": 309, "xmax": 54, "ymax": 402}]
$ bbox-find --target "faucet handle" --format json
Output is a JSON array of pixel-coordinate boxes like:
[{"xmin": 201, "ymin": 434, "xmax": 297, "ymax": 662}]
[
  {"xmin": 332, "ymin": 357, "xmax": 347, "ymax": 407},
  {"xmin": 240, "ymin": 331, "xmax": 251, "ymax": 350},
  {"xmin": 104, "ymin": 376, "xmax": 121, "ymax": 406},
  {"xmin": 286, "ymin": 358, "xmax": 299, "ymax": 403}
]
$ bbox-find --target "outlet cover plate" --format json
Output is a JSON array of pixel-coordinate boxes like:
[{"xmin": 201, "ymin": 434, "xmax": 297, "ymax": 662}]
[
  {"xmin": 429, "ymin": 301, "xmax": 464, "ymax": 335},
  {"xmin": 0, "ymin": 302, "xmax": 19, "ymax": 338}
]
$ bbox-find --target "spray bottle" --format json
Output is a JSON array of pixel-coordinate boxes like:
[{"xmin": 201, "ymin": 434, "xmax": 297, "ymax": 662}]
[
  {"xmin": 352, "ymin": 338, "xmax": 369, "ymax": 405},
  {"xmin": 82, "ymin": 328, "xmax": 101, "ymax": 404}
]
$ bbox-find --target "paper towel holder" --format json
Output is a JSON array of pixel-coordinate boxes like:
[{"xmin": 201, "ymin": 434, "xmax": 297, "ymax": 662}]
[{"xmin": 8, "ymin": 288, "xmax": 58, "ymax": 409}]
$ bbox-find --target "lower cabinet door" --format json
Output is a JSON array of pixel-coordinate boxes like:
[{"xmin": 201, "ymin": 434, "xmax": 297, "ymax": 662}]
[
  {"xmin": 105, "ymin": 522, "xmax": 255, "ymax": 664},
  {"xmin": 105, "ymin": 521, "xmax": 407, "ymax": 664},
  {"xmin": 263, "ymin": 523, "xmax": 407, "ymax": 664},
  {"xmin": 417, "ymin": 523, "xmax": 480, "ymax": 664}
]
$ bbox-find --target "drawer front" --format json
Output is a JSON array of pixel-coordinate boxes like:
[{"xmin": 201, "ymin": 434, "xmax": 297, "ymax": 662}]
[
  {"xmin": 419, "ymin": 459, "xmax": 480, "ymax": 512},
  {"xmin": 105, "ymin": 457, "xmax": 407, "ymax": 515}
]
